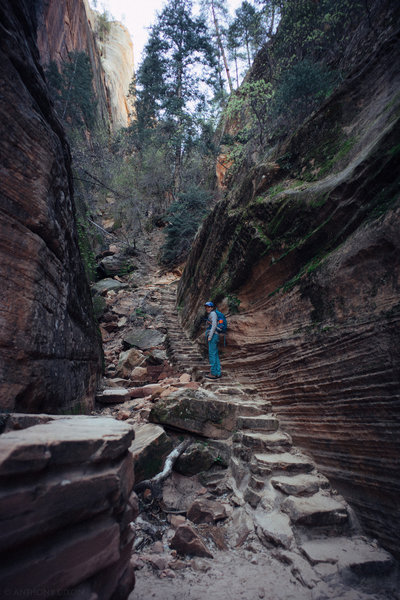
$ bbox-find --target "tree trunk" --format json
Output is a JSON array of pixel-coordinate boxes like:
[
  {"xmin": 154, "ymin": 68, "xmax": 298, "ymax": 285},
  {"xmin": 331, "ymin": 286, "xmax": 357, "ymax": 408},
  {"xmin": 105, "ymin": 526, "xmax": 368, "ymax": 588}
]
[{"xmin": 211, "ymin": 0, "xmax": 233, "ymax": 94}]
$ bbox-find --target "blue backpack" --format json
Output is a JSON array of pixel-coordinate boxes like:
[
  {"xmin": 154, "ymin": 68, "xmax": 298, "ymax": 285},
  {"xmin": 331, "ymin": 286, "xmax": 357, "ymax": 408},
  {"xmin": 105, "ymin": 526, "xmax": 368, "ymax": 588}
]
[{"xmin": 215, "ymin": 310, "xmax": 228, "ymax": 334}]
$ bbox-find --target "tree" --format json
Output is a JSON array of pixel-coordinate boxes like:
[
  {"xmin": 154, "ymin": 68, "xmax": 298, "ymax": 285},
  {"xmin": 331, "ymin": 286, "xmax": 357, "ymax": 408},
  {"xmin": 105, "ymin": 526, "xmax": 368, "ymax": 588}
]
[
  {"xmin": 135, "ymin": 0, "xmax": 217, "ymax": 194},
  {"xmin": 46, "ymin": 51, "xmax": 97, "ymax": 130},
  {"xmin": 161, "ymin": 186, "xmax": 211, "ymax": 265},
  {"xmin": 227, "ymin": 79, "xmax": 273, "ymax": 147},
  {"xmin": 231, "ymin": 1, "xmax": 264, "ymax": 67},
  {"xmin": 201, "ymin": 0, "xmax": 234, "ymax": 94}
]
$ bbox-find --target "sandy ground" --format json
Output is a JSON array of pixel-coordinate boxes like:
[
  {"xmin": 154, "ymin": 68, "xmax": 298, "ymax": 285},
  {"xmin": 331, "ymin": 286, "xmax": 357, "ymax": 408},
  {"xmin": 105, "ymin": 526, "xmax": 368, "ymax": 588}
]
[{"xmin": 130, "ymin": 545, "xmax": 397, "ymax": 600}]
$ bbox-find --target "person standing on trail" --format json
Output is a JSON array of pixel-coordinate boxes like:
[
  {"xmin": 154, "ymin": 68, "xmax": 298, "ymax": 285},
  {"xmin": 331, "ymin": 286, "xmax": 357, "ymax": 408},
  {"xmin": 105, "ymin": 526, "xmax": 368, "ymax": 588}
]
[{"xmin": 204, "ymin": 301, "xmax": 222, "ymax": 379}]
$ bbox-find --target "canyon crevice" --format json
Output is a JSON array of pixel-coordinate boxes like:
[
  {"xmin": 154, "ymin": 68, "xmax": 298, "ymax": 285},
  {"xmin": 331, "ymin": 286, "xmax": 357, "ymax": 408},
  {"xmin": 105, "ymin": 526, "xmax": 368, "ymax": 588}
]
[{"xmin": 177, "ymin": 5, "xmax": 400, "ymax": 559}]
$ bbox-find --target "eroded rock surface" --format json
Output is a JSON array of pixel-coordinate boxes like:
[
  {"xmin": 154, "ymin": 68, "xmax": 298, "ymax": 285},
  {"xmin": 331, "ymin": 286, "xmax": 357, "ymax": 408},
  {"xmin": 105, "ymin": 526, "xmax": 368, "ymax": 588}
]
[
  {"xmin": 0, "ymin": 414, "xmax": 138, "ymax": 599},
  {"xmin": 176, "ymin": 6, "xmax": 400, "ymax": 558},
  {"xmin": 0, "ymin": 0, "xmax": 102, "ymax": 413},
  {"xmin": 36, "ymin": 0, "xmax": 134, "ymax": 130}
]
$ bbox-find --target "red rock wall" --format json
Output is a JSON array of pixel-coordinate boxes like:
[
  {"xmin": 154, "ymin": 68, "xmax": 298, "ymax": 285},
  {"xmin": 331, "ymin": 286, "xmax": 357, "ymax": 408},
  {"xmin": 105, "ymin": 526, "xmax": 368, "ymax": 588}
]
[
  {"xmin": 0, "ymin": 0, "xmax": 102, "ymax": 412},
  {"xmin": 36, "ymin": 0, "xmax": 111, "ymax": 125},
  {"xmin": 178, "ymin": 23, "xmax": 400, "ymax": 558},
  {"xmin": 0, "ymin": 414, "xmax": 138, "ymax": 599}
]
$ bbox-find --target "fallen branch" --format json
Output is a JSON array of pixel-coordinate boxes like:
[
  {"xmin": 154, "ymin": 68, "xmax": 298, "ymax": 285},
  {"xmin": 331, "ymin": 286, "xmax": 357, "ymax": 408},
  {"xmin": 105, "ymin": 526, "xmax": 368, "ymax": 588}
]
[{"xmin": 134, "ymin": 439, "xmax": 191, "ymax": 498}]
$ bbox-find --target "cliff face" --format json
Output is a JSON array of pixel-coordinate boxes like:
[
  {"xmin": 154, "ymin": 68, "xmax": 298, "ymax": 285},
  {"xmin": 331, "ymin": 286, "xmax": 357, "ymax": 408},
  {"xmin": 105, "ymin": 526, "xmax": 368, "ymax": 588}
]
[
  {"xmin": 93, "ymin": 16, "xmax": 135, "ymax": 129},
  {"xmin": 36, "ymin": 0, "xmax": 134, "ymax": 129},
  {"xmin": 178, "ymin": 12, "xmax": 400, "ymax": 557},
  {"xmin": 0, "ymin": 0, "xmax": 102, "ymax": 412}
]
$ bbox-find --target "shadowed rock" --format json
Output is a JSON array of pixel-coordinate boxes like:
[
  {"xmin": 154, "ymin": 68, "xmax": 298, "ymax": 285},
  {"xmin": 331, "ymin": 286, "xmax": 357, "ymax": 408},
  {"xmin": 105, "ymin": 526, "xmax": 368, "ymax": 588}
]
[
  {"xmin": 0, "ymin": 414, "xmax": 137, "ymax": 598},
  {"xmin": 123, "ymin": 328, "xmax": 166, "ymax": 350},
  {"xmin": 0, "ymin": 0, "xmax": 102, "ymax": 413},
  {"xmin": 170, "ymin": 524, "xmax": 213, "ymax": 559},
  {"xmin": 129, "ymin": 423, "xmax": 173, "ymax": 484}
]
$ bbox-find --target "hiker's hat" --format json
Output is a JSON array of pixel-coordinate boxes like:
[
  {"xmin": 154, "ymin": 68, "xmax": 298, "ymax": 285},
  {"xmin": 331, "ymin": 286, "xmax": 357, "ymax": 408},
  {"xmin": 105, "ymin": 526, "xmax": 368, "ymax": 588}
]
[{"xmin": 204, "ymin": 301, "xmax": 214, "ymax": 307}]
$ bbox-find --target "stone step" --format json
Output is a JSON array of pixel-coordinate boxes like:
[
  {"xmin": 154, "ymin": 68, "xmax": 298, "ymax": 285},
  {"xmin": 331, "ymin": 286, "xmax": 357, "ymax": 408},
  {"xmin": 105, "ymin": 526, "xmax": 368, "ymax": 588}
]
[
  {"xmin": 243, "ymin": 485, "xmax": 263, "ymax": 508},
  {"xmin": 237, "ymin": 414, "xmax": 279, "ymax": 432},
  {"xmin": 95, "ymin": 388, "xmax": 130, "ymax": 404},
  {"xmin": 271, "ymin": 473, "xmax": 330, "ymax": 497},
  {"xmin": 252, "ymin": 452, "xmax": 315, "ymax": 476},
  {"xmin": 281, "ymin": 491, "xmax": 349, "ymax": 529},
  {"xmin": 199, "ymin": 470, "xmax": 226, "ymax": 487},
  {"xmin": 299, "ymin": 536, "xmax": 395, "ymax": 575},
  {"xmin": 248, "ymin": 474, "xmax": 265, "ymax": 491},
  {"xmin": 232, "ymin": 443, "xmax": 253, "ymax": 463},
  {"xmin": 230, "ymin": 455, "xmax": 248, "ymax": 485},
  {"xmin": 236, "ymin": 430, "xmax": 292, "ymax": 453}
]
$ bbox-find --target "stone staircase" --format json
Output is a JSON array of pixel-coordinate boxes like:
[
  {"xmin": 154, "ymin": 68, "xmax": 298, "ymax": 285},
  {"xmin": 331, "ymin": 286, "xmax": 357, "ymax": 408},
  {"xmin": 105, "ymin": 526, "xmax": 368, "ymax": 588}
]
[
  {"xmin": 160, "ymin": 284, "xmax": 210, "ymax": 378},
  {"xmin": 158, "ymin": 283, "xmax": 396, "ymax": 582}
]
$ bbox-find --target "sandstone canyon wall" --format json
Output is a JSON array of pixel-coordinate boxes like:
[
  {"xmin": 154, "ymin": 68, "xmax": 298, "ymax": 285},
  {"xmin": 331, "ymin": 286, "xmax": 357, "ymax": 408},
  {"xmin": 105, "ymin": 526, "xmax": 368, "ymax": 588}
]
[
  {"xmin": 178, "ymin": 6, "xmax": 400, "ymax": 558},
  {"xmin": 0, "ymin": 414, "xmax": 137, "ymax": 599},
  {"xmin": 0, "ymin": 0, "xmax": 102, "ymax": 413},
  {"xmin": 36, "ymin": 0, "xmax": 134, "ymax": 130},
  {"xmin": 91, "ymin": 14, "xmax": 135, "ymax": 129}
]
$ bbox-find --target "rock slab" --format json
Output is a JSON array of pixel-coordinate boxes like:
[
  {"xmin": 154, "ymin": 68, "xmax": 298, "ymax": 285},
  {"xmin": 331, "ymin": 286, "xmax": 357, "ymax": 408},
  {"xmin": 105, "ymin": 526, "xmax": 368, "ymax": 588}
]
[{"xmin": 0, "ymin": 414, "xmax": 138, "ymax": 599}]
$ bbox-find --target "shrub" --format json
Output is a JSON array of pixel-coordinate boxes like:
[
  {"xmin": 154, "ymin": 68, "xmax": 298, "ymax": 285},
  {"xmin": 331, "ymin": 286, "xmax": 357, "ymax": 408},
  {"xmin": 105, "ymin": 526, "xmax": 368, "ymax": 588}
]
[
  {"xmin": 161, "ymin": 186, "xmax": 211, "ymax": 265},
  {"xmin": 273, "ymin": 59, "xmax": 336, "ymax": 123}
]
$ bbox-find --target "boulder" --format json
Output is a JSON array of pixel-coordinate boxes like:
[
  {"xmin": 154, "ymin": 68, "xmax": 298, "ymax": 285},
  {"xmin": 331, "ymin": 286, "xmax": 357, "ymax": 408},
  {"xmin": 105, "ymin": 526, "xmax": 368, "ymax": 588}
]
[
  {"xmin": 174, "ymin": 442, "xmax": 217, "ymax": 476},
  {"xmin": 96, "ymin": 388, "xmax": 131, "ymax": 404},
  {"xmin": 97, "ymin": 254, "xmax": 135, "ymax": 278},
  {"xmin": 130, "ymin": 366, "xmax": 149, "ymax": 384},
  {"xmin": 150, "ymin": 388, "xmax": 249, "ymax": 439},
  {"xmin": 129, "ymin": 384, "xmax": 164, "ymax": 399},
  {"xmin": 169, "ymin": 524, "xmax": 213, "ymax": 559},
  {"xmin": 162, "ymin": 473, "xmax": 206, "ymax": 512},
  {"xmin": 129, "ymin": 423, "xmax": 173, "ymax": 483},
  {"xmin": 116, "ymin": 348, "xmax": 145, "ymax": 378},
  {"xmin": 227, "ymin": 507, "xmax": 254, "ymax": 547},
  {"xmin": 92, "ymin": 278, "xmax": 128, "ymax": 294},
  {"xmin": 187, "ymin": 499, "xmax": 227, "ymax": 525},
  {"xmin": 123, "ymin": 328, "xmax": 166, "ymax": 350},
  {"xmin": 254, "ymin": 510, "xmax": 295, "ymax": 550},
  {"xmin": 145, "ymin": 349, "xmax": 168, "ymax": 365}
]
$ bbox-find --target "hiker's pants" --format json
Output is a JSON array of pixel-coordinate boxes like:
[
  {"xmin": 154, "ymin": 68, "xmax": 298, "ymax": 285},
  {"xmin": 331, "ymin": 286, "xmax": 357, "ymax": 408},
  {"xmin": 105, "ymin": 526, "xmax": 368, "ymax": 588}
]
[{"xmin": 208, "ymin": 332, "xmax": 221, "ymax": 376}]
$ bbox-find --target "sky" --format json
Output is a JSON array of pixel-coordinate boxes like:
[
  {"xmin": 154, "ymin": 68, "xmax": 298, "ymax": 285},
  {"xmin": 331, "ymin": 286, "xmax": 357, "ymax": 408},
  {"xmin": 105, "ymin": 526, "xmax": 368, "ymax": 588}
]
[{"xmin": 89, "ymin": 0, "xmax": 243, "ymax": 67}]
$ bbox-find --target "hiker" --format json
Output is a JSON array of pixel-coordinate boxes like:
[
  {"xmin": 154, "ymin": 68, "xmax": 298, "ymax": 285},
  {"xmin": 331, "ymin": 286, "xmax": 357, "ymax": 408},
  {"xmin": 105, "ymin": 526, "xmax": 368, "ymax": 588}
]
[{"xmin": 204, "ymin": 301, "xmax": 222, "ymax": 379}]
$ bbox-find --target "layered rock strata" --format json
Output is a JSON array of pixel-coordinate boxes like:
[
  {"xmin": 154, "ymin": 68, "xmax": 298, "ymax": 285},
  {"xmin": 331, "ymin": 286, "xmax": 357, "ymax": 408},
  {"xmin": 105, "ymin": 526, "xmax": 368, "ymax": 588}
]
[
  {"xmin": 36, "ymin": 0, "xmax": 134, "ymax": 129},
  {"xmin": 0, "ymin": 414, "xmax": 138, "ymax": 599},
  {"xmin": 0, "ymin": 0, "xmax": 102, "ymax": 412},
  {"xmin": 36, "ymin": 0, "xmax": 110, "ymax": 125},
  {"xmin": 177, "ymin": 16, "xmax": 400, "ymax": 558}
]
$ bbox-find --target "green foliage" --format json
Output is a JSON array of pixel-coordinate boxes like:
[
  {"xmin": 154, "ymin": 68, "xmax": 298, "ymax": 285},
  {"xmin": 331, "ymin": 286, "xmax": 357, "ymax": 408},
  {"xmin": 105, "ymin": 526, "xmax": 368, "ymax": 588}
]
[
  {"xmin": 227, "ymin": 294, "xmax": 241, "ymax": 313},
  {"xmin": 272, "ymin": 0, "xmax": 365, "ymax": 69},
  {"xmin": 135, "ymin": 0, "xmax": 217, "ymax": 193},
  {"xmin": 273, "ymin": 59, "xmax": 336, "ymax": 122},
  {"xmin": 230, "ymin": 1, "xmax": 265, "ymax": 67},
  {"xmin": 97, "ymin": 11, "xmax": 112, "ymax": 42},
  {"xmin": 227, "ymin": 79, "xmax": 273, "ymax": 152},
  {"xmin": 76, "ymin": 216, "xmax": 97, "ymax": 281},
  {"xmin": 45, "ymin": 52, "xmax": 97, "ymax": 129},
  {"xmin": 161, "ymin": 186, "xmax": 211, "ymax": 265}
]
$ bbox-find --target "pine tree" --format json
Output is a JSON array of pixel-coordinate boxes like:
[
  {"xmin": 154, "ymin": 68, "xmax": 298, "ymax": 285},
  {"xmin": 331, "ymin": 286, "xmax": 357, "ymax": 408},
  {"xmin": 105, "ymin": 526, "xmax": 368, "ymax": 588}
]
[
  {"xmin": 201, "ymin": 0, "xmax": 233, "ymax": 94},
  {"xmin": 135, "ymin": 0, "xmax": 217, "ymax": 194},
  {"xmin": 231, "ymin": 1, "xmax": 264, "ymax": 67}
]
